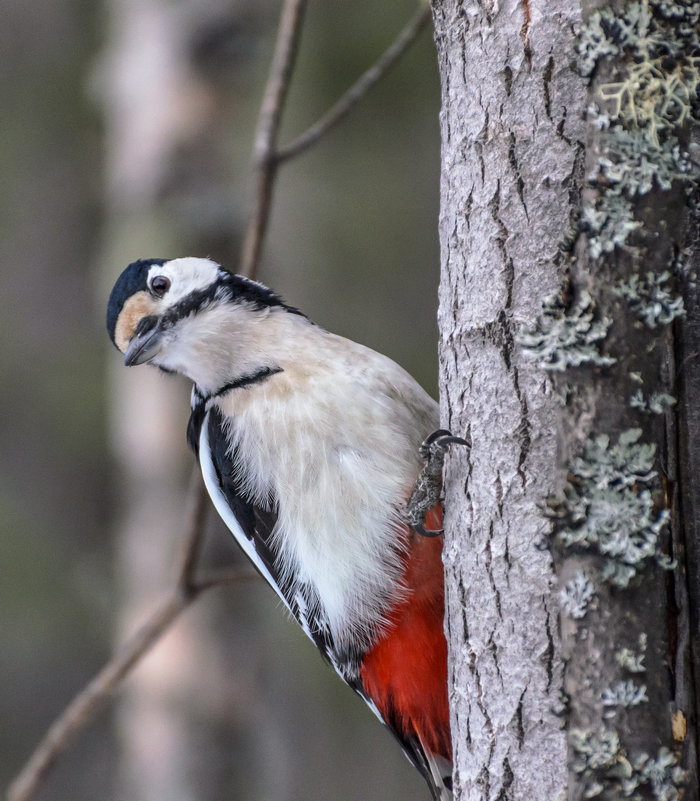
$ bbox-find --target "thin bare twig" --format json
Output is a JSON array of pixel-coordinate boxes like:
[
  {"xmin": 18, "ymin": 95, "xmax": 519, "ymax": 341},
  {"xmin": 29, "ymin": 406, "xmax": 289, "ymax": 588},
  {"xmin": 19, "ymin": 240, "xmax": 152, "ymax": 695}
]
[
  {"xmin": 276, "ymin": 3, "xmax": 431, "ymax": 164},
  {"xmin": 7, "ymin": 596, "xmax": 184, "ymax": 801},
  {"xmin": 239, "ymin": 0, "xmax": 307, "ymax": 279},
  {"xmin": 177, "ymin": 468, "xmax": 212, "ymax": 593},
  {"xmin": 7, "ymin": 467, "xmax": 256, "ymax": 801}
]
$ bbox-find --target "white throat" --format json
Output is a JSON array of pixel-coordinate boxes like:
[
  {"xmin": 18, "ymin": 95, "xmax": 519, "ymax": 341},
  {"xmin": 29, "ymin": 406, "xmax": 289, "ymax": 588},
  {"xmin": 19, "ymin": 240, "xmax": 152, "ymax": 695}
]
[{"xmin": 155, "ymin": 302, "xmax": 297, "ymax": 395}]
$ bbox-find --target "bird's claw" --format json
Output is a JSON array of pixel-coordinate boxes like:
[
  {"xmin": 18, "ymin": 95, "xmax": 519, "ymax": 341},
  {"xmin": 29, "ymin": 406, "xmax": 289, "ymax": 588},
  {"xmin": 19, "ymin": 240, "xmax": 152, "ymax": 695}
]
[
  {"xmin": 418, "ymin": 429, "xmax": 469, "ymax": 460},
  {"xmin": 412, "ymin": 524, "xmax": 444, "ymax": 538},
  {"xmin": 406, "ymin": 428, "xmax": 470, "ymax": 537}
]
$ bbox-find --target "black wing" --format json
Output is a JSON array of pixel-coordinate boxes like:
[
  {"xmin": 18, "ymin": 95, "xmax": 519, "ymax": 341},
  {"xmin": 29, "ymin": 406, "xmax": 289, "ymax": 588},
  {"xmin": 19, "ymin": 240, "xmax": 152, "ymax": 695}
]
[
  {"xmin": 189, "ymin": 400, "xmax": 345, "ymax": 665},
  {"xmin": 197, "ymin": 403, "xmax": 290, "ymax": 597},
  {"xmin": 188, "ymin": 397, "xmax": 450, "ymax": 798}
]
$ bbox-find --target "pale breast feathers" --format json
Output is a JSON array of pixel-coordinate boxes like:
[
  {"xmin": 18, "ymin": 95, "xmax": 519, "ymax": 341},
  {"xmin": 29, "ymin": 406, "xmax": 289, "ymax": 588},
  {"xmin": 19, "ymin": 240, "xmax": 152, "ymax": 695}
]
[{"xmin": 210, "ymin": 335, "xmax": 439, "ymax": 651}]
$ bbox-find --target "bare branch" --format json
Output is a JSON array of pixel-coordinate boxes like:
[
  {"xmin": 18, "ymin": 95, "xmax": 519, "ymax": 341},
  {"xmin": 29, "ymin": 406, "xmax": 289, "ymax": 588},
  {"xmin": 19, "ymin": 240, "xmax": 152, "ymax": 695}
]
[
  {"xmin": 177, "ymin": 468, "xmax": 212, "ymax": 593},
  {"xmin": 6, "ymin": 461, "xmax": 256, "ymax": 801},
  {"xmin": 239, "ymin": 0, "xmax": 307, "ymax": 279},
  {"xmin": 7, "ymin": 596, "xmax": 186, "ymax": 801},
  {"xmin": 193, "ymin": 567, "xmax": 260, "ymax": 593},
  {"xmin": 238, "ymin": 2, "xmax": 430, "ymax": 276},
  {"xmin": 7, "ymin": 459, "xmax": 259, "ymax": 801},
  {"xmin": 276, "ymin": 4, "xmax": 431, "ymax": 165},
  {"xmin": 6, "ymin": 565, "xmax": 257, "ymax": 801}
]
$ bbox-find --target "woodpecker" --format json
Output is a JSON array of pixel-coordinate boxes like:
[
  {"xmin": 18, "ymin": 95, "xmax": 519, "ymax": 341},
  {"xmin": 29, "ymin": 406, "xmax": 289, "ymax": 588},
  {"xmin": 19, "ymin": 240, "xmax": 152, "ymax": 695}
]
[{"xmin": 107, "ymin": 257, "xmax": 454, "ymax": 799}]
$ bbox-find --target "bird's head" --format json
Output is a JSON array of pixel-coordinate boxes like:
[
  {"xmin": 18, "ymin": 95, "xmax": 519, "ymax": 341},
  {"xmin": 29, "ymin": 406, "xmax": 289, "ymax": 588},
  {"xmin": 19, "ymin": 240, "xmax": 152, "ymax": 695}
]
[{"xmin": 107, "ymin": 257, "xmax": 303, "ymax": 391}]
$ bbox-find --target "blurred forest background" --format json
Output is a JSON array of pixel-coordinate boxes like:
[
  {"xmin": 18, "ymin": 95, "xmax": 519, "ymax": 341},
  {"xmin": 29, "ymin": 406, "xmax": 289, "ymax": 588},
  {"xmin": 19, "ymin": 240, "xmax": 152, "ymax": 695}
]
[{"xmin": 1, "ymin": 1, "xmax": 441, "ymax": 799}]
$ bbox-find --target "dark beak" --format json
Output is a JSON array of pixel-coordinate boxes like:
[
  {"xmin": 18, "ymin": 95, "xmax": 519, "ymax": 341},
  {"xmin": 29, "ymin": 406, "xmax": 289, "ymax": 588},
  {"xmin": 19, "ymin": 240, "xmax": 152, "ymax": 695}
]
[{"xmin": 124, "ymin": 325, "xmax": 164, "ymax": 366}]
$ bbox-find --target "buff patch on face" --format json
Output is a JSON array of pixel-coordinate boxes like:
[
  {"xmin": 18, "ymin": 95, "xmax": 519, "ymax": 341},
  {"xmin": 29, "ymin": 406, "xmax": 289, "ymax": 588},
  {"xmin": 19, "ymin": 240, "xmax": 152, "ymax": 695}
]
[{"xmin": 114, "ymin": 290, "xmax": 158, "ymax": 352}]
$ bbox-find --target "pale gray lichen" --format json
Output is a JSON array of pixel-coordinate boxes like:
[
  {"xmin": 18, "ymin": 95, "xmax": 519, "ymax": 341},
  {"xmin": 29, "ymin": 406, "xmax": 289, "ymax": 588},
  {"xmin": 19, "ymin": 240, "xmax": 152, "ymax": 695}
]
[
  {"xmin": 630, "ymin": 389, "xmax": 677, "ymax": 414},
  {"xmin": 614, "ymin": 272, "xmax": 685, "ymax": 328},
  {"xmin": 652, "ymin": 0, "xmax": 699, "ymax": 21},
  {"xmin": 578, "ymin": 1, "xmax": 700, "ymax": 261},
  {"xmin": 548, "ymin": 429, "xmax": 672, "ymax": 587},
  {"xmin": 582, "ymin": 195, "xmax": 641, "ymax": 258},
  {"xmin": 552, "ymin": 688, "xmax": 571, "ymax": 720},
  {"xmin": 570, "ymin": 728, "xmax": 686, "ymax": 800},
  {"xmin": 561, "ymin": 571, "xmax": 596, "ymax": 619},
  {"xmin": 518, "ymin": 291, "xmax": 616, "ymax": 371},
  {"xmin": 570, "ymin": 727, "xmax": 621, "ymax": 772},
  {"xmin": 636, "ymin": 749, "xmax": 688, "ymax": 801},
  {"xmin": 582, "ymin": 429, "xmax": 657, "ymax": 483},
  {"xmin": 580, "ymin": 1, "xmax": 700, "ymax": 142},
  {"xmin": 602, "ymin": 680, "xmax": 648, "ymax": 718},
  {"xmin": 598, "ymin": 53, "xmax": 700, "ymax": 148},
  {"xmin": 596, "ymin": 129, "xmax": 692, "ymax": 195},
  {"xmin": 576, "ymin": 12, "xmax": 620, "ymax": 78},
  {"xmin": 617, "ymin": 633, "xmax": 648, "ymax": 673}
]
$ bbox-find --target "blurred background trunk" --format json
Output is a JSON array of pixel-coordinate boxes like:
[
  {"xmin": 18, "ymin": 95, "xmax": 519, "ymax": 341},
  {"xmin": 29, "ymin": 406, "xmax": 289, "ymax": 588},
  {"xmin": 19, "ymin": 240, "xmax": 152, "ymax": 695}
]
[{"xmin": 97, "ymin": 0, "xmax": 265, "ymax": 798}]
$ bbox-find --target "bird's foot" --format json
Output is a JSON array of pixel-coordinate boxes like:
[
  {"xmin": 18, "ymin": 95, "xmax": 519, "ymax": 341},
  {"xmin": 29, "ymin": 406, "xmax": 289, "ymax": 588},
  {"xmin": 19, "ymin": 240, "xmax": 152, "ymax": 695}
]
[{"xmin": 406, "ymin": 429, "xmax": 469, "ymax": 537}]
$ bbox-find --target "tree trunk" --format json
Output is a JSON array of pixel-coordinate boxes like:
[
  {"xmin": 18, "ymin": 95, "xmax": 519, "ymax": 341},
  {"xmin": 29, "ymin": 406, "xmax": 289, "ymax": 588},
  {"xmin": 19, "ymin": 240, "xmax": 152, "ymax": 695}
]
[
  {"xmin": 432, "ymin": 1, "xmax": 699, "ymax": 799},
  {"xmin": 431, "ymin": 2, "xmax": 581, "ymax": 797}
]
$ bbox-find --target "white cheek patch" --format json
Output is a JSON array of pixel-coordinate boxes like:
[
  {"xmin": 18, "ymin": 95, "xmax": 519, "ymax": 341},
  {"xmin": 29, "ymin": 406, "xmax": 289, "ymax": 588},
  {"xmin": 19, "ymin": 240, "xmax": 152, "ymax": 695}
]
[{"xmin": 147, "ymin": 257, "xmax": 221, "ymax": 305}]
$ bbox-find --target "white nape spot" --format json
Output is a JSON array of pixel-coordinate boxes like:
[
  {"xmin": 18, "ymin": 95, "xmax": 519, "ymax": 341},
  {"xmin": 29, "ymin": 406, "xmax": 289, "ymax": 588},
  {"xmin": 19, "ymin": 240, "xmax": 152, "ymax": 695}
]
[{"xmin": 149, "ymin": 257, "xmax": 221, "ymax": 305}]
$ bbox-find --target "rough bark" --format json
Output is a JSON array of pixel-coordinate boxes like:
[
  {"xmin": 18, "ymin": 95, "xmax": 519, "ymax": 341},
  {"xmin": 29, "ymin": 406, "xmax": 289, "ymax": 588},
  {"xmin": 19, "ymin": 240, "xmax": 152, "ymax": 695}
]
[
  {"xmin": 552, "ymin": 5, "xmax": 698, "ymax": 798},
  {"xmin": 433, "ymin": 1, "xmax": 699, "ymax": 799},
  {"xmin": 675, "ymin": 154, "xmax": 700, "ymax": 790},
  {"xmin": 431, "ymin": 2, "xmax": 585, "ymax": 798}
]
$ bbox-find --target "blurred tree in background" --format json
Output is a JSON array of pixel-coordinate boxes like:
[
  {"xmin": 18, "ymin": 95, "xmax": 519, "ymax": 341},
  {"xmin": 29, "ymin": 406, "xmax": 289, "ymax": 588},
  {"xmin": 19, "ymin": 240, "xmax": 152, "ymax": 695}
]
[{"xmin": 1, "ymin": 2, "xmax": 440, "ymax": 799}]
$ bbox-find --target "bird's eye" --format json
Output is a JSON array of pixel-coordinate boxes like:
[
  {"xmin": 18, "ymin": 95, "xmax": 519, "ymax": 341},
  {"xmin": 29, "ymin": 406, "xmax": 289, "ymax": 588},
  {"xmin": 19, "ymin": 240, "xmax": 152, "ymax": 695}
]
[{"xmin": 149, "ymin": 276, "xmax": 171, "ymax": 297}]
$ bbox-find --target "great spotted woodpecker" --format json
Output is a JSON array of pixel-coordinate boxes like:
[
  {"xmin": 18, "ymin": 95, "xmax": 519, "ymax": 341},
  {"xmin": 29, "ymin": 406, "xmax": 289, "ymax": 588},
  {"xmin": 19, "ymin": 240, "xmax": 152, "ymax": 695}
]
[{"xmin": 107, "ymin": 257, "xmax": 455, "ymax": 799}]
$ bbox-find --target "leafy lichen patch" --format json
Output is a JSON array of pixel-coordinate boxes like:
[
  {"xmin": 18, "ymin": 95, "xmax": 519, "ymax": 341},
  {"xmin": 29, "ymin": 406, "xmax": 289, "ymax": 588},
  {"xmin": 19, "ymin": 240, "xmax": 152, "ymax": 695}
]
[
  {"xmin": 560, "ymin": 570, "xmax": 596, "ymax": 619},
  {"xmin": 518, "ymin": 291, "xmax": 616, "ymax": 371},
  {"xmin": 595, "ymin": 128, "xmax": 691, "ymax": 196},
  {"xmin": 581, "ymin": 193, "xmax": 641, "ymax": 259},
  {"xmin": 570, "ymin": 728, "xmax": 686, "ymax": 800},
  {"xmin": 552, "ymin": 6, "xmax": 693, "ymax": 797},
  {"xmin": 548, "ymin": 430, "xmax": 672, "ymax": 587},
  {"xmin": 630, "ymin": 390, "xmax": 676, "ymax": 414},
  {"xmin": 614, "ymin": 272, "xmax": 685, "ymax": 328},
  {"xmin": 616, "ymin": 633, "xmax": 648, "ymax": 674},
  {"xmin": 578, "ymin": 0, "xmax": 700, "ymax": 257},
  {"xmin": 602, "ymin": 680, "xmax": 648, "ymax": 718}
]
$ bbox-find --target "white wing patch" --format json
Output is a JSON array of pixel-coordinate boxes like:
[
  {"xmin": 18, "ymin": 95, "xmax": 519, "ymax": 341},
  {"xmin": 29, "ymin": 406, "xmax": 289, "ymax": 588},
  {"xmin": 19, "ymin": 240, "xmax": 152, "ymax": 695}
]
[
  {"xmin": 198, "ymin": 411, "xmax": 291, "ymax": 613},
  {"xmin": 199, "ymin": 408, "xmax": 359, "ymax": 675}
]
